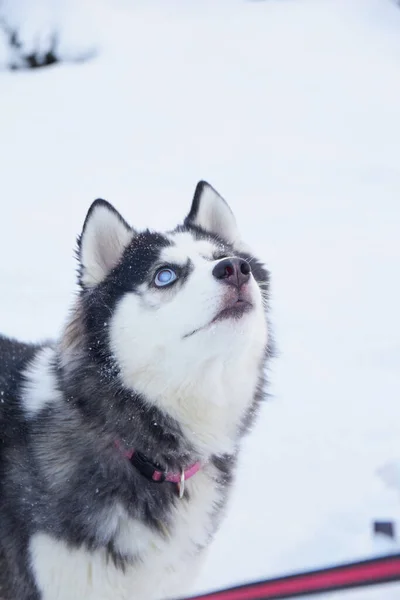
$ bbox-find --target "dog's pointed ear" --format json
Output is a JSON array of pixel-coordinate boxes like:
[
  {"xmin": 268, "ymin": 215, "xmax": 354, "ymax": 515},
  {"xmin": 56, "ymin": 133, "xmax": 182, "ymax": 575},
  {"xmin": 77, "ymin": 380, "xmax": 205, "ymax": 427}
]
[
  {"xmin": 184, "ymin": 181, "xmax": 240, "ymax": 245},
  {"xmin": 77, "ymin": 199, "xmax": 134, "ymax": 288}
]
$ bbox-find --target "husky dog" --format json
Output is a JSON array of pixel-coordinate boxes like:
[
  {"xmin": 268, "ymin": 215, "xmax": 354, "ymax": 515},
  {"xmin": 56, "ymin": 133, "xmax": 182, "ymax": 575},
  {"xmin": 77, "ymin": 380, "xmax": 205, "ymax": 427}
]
[{"xmin": 0, "ymin": 182, "xmax": 270, "ymax": 600}]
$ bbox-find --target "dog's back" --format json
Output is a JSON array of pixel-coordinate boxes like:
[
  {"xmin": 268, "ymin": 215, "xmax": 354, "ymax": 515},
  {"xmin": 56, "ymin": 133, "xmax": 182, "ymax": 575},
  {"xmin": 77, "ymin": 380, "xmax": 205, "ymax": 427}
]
[
  {"xmin": 0, "ymin": 335, "xmax": 39, "ymax": 427},
  {"xmin": 0, "ymin": 335, "xmax": 43, "ymax": 600}
]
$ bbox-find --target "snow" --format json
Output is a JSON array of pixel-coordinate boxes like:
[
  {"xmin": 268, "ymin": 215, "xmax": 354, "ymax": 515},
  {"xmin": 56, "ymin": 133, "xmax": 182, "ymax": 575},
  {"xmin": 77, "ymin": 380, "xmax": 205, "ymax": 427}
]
[
  {"xmin": 1, "ymin": 0, "xmax": 400, "ymax": 598},
  {"xmin": 0, "ymin": 0, "xmax": 98, "ymax": 69}
]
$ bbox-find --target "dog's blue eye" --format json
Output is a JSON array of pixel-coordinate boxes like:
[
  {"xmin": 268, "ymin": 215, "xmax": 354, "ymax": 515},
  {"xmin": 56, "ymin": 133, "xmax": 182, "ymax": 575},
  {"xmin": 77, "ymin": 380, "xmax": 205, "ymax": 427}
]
[{"xmin": 154, "ymin": 268, "xmax": 177, "ymax": 287}]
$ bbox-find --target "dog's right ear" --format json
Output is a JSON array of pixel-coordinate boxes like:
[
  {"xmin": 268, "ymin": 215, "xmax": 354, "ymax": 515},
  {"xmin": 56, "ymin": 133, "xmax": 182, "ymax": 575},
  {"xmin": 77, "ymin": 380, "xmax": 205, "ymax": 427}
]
[
  {"xmin": 77, "ymin": 199, "xmax": 134, "ymax": 288},
  {"xmin": 185, "ymin": 181, "xmax": 241, "ymax": 245}
]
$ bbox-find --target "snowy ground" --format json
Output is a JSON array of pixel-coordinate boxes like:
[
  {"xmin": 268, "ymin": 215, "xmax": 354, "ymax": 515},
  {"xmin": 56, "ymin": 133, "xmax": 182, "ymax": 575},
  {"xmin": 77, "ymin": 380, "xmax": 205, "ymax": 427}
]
[{"xmin": 1, "ymin": 0, "xmax": 400, "ymax": 598}]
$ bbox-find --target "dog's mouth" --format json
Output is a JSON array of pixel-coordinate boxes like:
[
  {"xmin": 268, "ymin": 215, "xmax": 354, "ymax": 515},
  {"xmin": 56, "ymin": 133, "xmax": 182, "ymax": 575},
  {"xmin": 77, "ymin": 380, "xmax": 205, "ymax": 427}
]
[
  {"xmin": 211, "ymin": 298, "xmax": 253, "ymax": 324},
  {"xmin": 183, "ymin": 295, "xmax": 253, "ymax": 339}
]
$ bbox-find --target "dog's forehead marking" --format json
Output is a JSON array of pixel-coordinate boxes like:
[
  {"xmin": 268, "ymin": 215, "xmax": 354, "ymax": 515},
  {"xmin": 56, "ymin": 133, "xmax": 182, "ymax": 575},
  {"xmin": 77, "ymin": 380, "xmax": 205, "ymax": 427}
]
[{"xmin": 161, "ymin": 232, "xmax": 220, "ymax": 264}]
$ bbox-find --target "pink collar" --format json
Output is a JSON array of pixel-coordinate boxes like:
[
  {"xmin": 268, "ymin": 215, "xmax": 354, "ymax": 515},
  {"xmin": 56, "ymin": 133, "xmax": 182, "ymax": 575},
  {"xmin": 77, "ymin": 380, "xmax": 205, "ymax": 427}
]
[{"xmin": 116, "ymin": 442, "xmax": 201, "ymax": 497}]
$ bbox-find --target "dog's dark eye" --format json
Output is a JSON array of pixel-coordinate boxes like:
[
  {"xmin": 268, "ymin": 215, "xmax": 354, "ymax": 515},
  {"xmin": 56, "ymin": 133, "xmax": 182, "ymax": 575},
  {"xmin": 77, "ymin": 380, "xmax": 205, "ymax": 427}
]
[{"xmin": 154, "ymin": 268, "xmax": 178, "ymax": 287}]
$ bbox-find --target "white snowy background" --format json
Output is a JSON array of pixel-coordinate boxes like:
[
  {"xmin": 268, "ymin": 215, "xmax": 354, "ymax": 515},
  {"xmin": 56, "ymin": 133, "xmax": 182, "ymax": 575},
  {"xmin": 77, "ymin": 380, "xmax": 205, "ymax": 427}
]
[{"xmin": 0, "ymin": 0, "xmax": 400, "ymax": 598}]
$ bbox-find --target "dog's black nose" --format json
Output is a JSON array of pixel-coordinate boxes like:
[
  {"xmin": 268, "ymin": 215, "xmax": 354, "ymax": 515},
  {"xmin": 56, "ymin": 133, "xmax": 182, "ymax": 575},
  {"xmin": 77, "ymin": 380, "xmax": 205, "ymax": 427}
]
[{"xmin": 212, "ymin": 257, "xmax": 251, "ymax": 288}]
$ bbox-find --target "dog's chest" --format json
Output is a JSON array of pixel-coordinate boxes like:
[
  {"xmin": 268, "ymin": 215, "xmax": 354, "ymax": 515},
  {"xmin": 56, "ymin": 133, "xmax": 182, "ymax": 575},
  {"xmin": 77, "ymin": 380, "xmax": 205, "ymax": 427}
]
[{"xmin": 30, "ymin": 469, "xmax": 224, "ymax": 600}]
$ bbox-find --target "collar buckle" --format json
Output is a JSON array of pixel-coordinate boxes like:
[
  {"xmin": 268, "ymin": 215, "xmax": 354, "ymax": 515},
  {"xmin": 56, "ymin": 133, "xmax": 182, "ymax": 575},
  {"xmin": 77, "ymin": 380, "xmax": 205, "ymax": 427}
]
[{"xmin": 130, "ymin": 451, "xmax": 166, "ymax": 483}]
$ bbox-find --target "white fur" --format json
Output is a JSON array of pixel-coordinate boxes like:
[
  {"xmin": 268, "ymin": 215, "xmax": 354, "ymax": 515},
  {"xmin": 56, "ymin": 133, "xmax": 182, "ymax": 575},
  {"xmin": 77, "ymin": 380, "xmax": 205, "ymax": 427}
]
[
  {"xmin": 191, "ymin": 183, "xmax": 240, "ymax": 245},
  {"xmin": 30, "ymin": 465, "xmax": 222, "ymax": 600},
  {"xmin": 80, "ymin": 202, "xmax": 133, "ymax": 288},
  {"xmin": 21, "ymin": 347, "xmax": 61, "ymax": 417},
  {"xmin": 110, "ymin": 231, "xmax": 267, "ymax": 458}
]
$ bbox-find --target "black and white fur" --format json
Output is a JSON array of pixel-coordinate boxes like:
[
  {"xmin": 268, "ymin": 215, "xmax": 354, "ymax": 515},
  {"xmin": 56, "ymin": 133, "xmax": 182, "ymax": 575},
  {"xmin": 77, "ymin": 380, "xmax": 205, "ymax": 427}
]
[{"xmin": 0, "ymin": 182, "xmax": 270, "ymax": 600}]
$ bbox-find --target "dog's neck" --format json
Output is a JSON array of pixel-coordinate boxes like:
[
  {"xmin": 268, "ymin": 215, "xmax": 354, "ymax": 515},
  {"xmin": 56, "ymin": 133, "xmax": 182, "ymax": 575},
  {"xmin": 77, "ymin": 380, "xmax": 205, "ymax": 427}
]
[
  {"xmin": 56, "ymin": 349, "xmax": 202, "ymax": 470},
  {"xmin": 59, "ymin": 299, "xmax": 266, "ymax": 461}
]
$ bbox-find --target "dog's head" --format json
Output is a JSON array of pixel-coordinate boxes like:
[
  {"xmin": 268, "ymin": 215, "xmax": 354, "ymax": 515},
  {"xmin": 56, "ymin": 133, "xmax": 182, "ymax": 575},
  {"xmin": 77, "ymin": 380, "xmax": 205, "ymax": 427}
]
[{"xmin": 66, "ymin": 182, "xmax": 269, "ymax": 454}]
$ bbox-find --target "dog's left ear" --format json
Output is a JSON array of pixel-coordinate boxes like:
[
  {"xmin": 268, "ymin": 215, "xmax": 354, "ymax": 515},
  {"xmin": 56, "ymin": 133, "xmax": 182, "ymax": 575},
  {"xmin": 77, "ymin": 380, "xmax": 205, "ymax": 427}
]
[
  {"xmin": 185, "ymin": 181, "xmax": 241, "ymax": 245},
  {"xmin": 77, "ymin": 199, "xmax": 134, "ymax": 288}
]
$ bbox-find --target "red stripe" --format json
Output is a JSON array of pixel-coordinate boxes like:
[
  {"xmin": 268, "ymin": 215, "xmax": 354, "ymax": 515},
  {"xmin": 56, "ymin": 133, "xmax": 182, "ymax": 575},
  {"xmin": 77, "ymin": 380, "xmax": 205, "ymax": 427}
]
[{"xmin": 191, "ymin": 555, "xmax": 400, "ymax": 600}]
